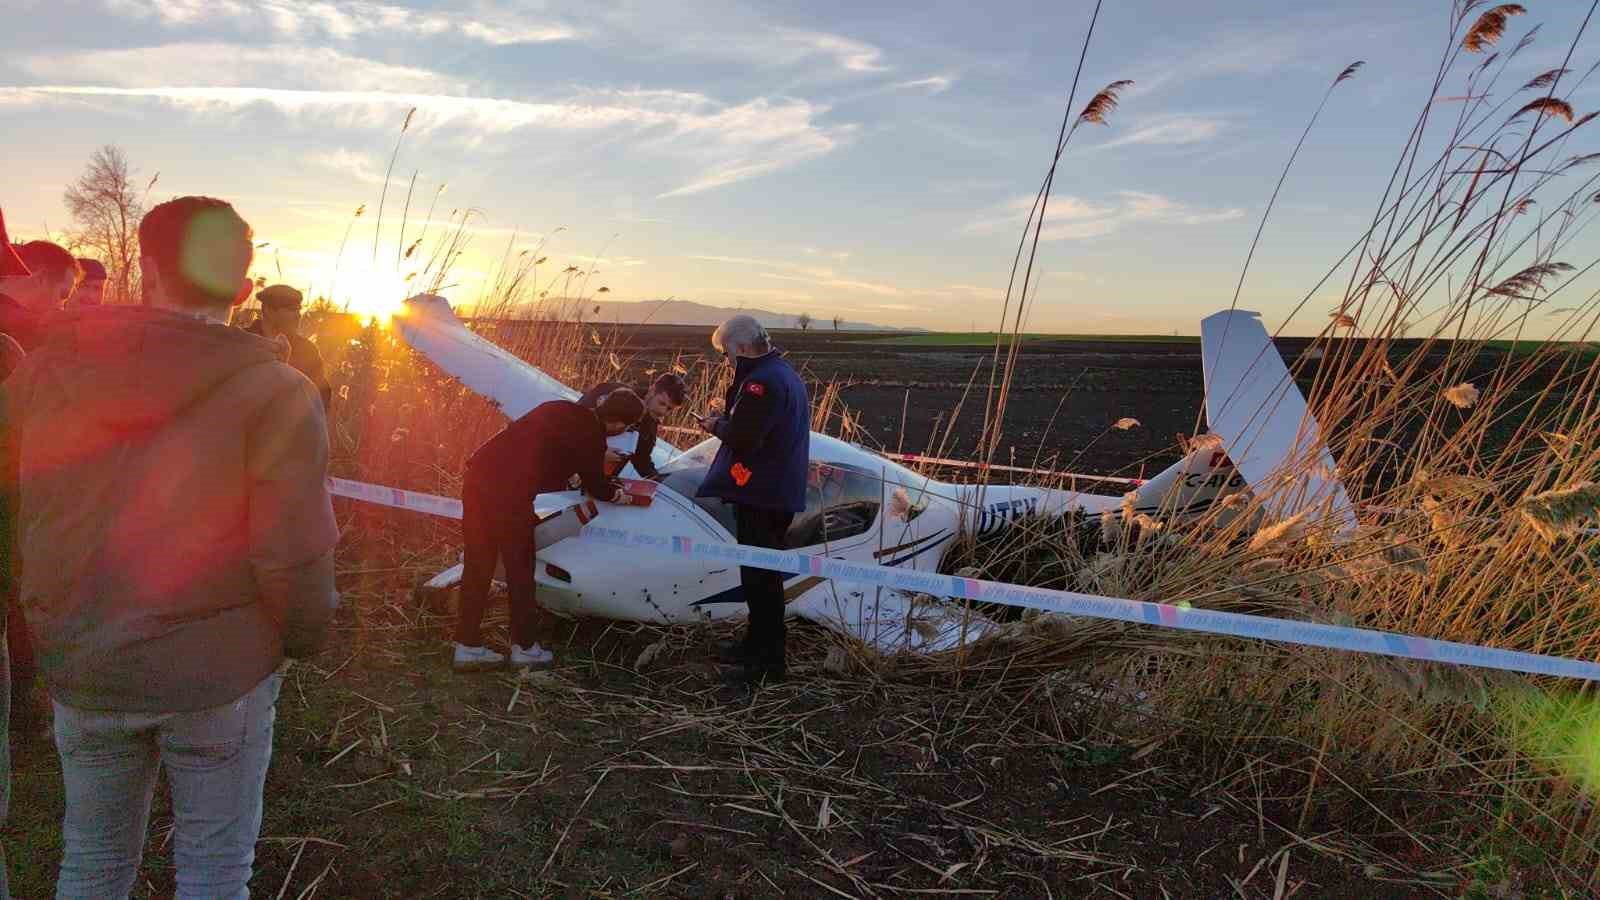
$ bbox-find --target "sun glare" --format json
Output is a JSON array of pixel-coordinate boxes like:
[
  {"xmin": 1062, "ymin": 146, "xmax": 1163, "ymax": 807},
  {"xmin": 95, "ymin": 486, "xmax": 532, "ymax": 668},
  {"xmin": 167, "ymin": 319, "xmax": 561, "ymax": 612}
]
[{"xmin": 335, "ymin": 266, "xmax": 411, "ymax": 326}]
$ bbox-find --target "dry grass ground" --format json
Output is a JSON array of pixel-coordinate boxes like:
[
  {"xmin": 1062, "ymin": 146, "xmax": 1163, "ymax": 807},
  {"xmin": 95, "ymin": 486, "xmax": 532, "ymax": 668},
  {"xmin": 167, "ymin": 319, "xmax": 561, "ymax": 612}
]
[{"xmin": 5, "ymin": 555, "xmax": 1531, "ymax": 897}]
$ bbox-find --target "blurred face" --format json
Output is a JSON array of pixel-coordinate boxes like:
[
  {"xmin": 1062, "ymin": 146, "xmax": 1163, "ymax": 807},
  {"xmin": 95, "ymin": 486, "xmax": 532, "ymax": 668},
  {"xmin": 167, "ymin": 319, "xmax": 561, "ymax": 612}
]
[
  {"xmin": 2, "ymin": 271, "xmax": 64, "ymax": 312},
  {"xmin": 262, "ymin": 303, "xmax": 302, "ymax": 337},
  {"xmin": 602, "ymin": 418, "xmax": 630, "ymax": 437},
  {"xmin": 644, "ymin": 389, "xmax": 679, "ymax": 420},
  {"xmin": 76, "ymin": 278, "xmax": 105, "ymax": 306}
]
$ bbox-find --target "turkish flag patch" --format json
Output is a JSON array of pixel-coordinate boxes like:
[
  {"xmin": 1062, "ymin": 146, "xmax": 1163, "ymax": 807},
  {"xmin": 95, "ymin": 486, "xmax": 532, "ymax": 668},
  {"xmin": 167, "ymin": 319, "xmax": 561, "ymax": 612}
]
[{"xmin": 745, "ymin": 381, "xmax": 765, "ymax": 397}]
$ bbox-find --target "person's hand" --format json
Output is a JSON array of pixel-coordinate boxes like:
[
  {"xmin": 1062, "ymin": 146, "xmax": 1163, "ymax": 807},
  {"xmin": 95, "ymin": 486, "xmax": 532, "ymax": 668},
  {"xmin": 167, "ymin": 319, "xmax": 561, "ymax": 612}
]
[
  {"xmin": 695, "ymin": 412, "xmax": 718, "ymax": 433},
  {"xmin": 567, "ymin": 473, "xmax": 582, "ymax": 490},
  {"xmin": 604, "ymin": 448, "xmax": 625, "ymax": 467}
]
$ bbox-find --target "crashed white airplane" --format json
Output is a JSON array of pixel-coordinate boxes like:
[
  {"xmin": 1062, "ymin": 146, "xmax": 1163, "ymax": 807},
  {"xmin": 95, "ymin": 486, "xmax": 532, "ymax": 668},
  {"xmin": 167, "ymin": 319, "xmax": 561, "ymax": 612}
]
[{"xmin": 392, "ymin": 295, "xmax": 1353, "ymax": 652}]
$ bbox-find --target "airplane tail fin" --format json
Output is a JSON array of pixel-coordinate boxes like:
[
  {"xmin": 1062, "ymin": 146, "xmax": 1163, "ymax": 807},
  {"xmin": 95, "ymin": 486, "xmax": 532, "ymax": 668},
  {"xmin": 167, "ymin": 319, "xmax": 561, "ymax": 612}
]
[
  {"xmin": 1120, "ymin": 310, "xmax": 1355, "ymax": 530},
  {"xmin": 1199, "ymin": 310, "xmax": 1355, "ymax": 531}
]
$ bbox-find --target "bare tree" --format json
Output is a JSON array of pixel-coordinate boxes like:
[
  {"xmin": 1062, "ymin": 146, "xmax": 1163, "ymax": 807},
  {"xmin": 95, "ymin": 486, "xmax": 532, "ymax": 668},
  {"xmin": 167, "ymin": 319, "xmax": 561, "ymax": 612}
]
[
  {"xmin": 63, "ymin": 146, "xmax": 145, "ymax": 304},
  {"xmin": 832, "ymin": 315, "xmax": 842, "ymax": 331},
  {"xmin": 797, "ymin": 312, "xmax": 813, "ymax": 331}
]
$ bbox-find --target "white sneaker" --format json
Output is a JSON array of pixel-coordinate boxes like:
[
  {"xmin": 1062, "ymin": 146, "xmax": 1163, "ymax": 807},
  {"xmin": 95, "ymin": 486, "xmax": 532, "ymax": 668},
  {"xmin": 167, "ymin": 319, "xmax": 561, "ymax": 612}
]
[
  {"xmin": 510, "ymin": 643, "xmax": 556, "ymax": 669},
  {"xmin": 453, "ymin": 643, "xmax": 506, "ymax": 672}
]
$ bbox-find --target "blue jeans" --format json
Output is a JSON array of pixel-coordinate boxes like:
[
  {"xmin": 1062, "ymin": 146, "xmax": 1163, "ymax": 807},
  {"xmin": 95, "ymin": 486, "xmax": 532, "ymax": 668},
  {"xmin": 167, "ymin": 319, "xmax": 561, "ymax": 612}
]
[
  {"xmin": 1, "ymin": 633, "xmax": 10, "ymax": 900},
  {"xmin": 52, "ymin": 673, "xmax": 281, "ymax": 900}
]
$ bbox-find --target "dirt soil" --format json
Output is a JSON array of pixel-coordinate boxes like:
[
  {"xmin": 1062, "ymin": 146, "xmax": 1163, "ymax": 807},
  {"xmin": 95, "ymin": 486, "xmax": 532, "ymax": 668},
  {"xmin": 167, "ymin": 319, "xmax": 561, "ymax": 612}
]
[
  {"xmin": 8, "ymin": 562, "xmax": 1495, "ymax": 898},
  {"xmin": 573, "ymin": 325, "xmax": 1557, "ymax": 480}
]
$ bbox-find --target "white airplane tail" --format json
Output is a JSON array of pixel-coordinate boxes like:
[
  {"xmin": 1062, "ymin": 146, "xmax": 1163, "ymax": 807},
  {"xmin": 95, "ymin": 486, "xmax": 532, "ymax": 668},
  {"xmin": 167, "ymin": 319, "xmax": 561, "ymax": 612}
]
[
  {"xmin": 961, "ymin": 309, "xmax": 1351, "ymax": 534},
  {"xmin": 1200, "ymin": 310, "xmax": 1355, "ymax": 532}
]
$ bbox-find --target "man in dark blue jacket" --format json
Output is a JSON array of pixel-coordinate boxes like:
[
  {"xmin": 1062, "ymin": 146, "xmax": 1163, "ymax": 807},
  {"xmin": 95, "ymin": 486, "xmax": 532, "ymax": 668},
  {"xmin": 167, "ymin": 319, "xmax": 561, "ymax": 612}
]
[{"xmin": 695, "ymin": 315, "xmax": 809, "ymax": 684}]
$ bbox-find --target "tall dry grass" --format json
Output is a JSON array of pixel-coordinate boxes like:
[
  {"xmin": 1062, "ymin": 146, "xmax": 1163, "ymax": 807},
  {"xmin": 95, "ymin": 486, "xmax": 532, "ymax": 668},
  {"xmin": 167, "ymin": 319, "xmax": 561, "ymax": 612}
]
[{"xmin": 927, "ymin": 0, "xmax": 1600, "ymax": 878}]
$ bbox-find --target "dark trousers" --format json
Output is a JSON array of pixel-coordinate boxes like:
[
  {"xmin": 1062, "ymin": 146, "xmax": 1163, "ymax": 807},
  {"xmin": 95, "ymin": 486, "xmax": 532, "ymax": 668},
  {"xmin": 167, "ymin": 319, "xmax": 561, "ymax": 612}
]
[
  {"xmin": 455, "ymin": 469, "xmax": 540, "ymax": 649},
  {"xmin": 5, "ymin": 594, "xmax": 31, "ymax": 714},
  {"xmin": 736, "ymin": 505, "xmax": 795, "ymax": 668}
]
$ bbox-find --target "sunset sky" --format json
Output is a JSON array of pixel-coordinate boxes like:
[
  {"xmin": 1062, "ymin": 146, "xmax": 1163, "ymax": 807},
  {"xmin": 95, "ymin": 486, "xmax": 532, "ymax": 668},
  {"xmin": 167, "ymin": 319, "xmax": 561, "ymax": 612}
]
[{"xmin": 2, "ymin": 0, "xmax": 1596, "ymax": 334}]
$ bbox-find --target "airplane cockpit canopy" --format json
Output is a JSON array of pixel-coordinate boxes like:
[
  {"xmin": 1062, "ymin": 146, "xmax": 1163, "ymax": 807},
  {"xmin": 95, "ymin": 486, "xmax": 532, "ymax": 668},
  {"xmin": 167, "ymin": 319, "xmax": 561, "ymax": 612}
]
[{"xmin": 655, "ymin": 437, "xmax": 886, "ymax": 548}]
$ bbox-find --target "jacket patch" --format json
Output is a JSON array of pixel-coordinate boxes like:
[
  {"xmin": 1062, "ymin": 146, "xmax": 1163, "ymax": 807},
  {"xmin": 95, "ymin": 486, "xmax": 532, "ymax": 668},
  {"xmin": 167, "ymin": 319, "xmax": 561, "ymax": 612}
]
[
  {"xmin": 730, "ymin": 462, "xmax": 753, "ymax": 486},
  {"xmin": 745, "ymin": 381, "xmax": 765, "ymax": 397}
]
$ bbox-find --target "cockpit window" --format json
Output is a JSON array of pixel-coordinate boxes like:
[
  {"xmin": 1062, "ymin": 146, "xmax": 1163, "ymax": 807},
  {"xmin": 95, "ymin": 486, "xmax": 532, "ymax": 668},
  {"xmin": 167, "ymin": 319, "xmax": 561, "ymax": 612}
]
[
  {"xmin": 655, "ymin": 442, "xmax": 883, "ymax": 546},
  {"xmin": 786, "ymin": 462, "xmax": 881, "ymax": 548}
]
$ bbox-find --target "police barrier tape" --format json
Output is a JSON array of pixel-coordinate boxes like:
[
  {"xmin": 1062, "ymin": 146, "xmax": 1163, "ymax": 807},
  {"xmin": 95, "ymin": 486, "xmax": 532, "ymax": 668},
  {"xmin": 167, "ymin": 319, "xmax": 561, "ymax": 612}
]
[
  {"xmin": 328, "ymin": 477, "xmax": 463, "ymax": 519},
  {"xmin": 326, "ymin": 475, "xmax": 1600, "ymax": 682}
]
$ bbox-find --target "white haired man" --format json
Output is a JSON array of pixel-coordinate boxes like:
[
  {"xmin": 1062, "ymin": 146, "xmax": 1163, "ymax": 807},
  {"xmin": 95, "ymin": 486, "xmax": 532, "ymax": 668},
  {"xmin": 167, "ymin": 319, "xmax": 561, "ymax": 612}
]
[{"xmin": 694, "ymin": 315, "xmax": 810, "ymax": 685}]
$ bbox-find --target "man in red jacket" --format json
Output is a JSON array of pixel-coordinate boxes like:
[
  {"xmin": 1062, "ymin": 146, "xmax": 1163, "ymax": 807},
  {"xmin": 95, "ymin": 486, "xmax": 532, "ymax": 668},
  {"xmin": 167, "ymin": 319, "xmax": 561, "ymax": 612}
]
[
  {"xmin": 454, "ymin": 391, "xmax": 644, "ymax": 671},
  {"xmin": 2, "ymin": 196, "xmax": 338, "ymax": 898}
]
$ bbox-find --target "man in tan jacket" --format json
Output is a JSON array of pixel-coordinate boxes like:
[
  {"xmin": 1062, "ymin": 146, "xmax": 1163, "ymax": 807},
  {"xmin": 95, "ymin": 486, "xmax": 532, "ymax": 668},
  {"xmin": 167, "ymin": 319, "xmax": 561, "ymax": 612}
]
[{"xmin": 0, "ymin": 195, "xmax": 339, "ymax": 899}]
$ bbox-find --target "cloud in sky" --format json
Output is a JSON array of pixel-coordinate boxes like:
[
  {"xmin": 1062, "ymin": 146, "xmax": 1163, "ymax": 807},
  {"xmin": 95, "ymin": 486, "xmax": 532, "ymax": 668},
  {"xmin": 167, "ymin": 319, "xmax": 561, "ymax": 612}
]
[
  {"xmin": 690, "ymin": 253, "xmax": 904, "ymax": 297},
  {"xmin": 21, "ymin": 43, "xmax": 462, "ymax": 94},
  {"xmin": 1098, "ymin": 115, "xmax": 1226, "ymax": 149},
  {"xmin": 963, "ymin": 191, "xmax": 1243, "ymax": 241},
  {"xmin": 948, "ymin": 283, "xmax": 1006, "ymax": 301},
  {"xmin": 689, "ymin": 254, "xmax": 835, "ymax": 279},
  {"xmin": 104, "ymin": 0, "xmax": 579, "ymax": 46},
  {"xmin": 892, "ymin": 75, "xmax": 955, "ymax": 94},
  {"xmin": 1121, "ymin": 24, "xmax": 1324, "ymax": 98},
  {"xmin": 780, "ymin": 29, "xmax": 888, "ymax": 73},
  {"xmin": 6, "ymin": 54, "xmax": 849, "ymax": 199},
  {"xmin": 305, "ymin": 149, "xmax": 387, "ymax": 185}
]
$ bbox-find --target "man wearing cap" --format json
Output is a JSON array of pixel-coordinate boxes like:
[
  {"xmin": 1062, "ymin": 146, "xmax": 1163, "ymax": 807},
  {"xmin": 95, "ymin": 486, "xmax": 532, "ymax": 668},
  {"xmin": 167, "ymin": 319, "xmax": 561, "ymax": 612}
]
[
  {"xmin": 246, "ymin": 284, "xmax": 333, "ymax": 412},
  {"xmin": 68, "ymin": 258, "xmax": 107, "ymax": 308},
  {"xmin": 577, "ymin": 372, "xmax": 689, "ymax": 479}
]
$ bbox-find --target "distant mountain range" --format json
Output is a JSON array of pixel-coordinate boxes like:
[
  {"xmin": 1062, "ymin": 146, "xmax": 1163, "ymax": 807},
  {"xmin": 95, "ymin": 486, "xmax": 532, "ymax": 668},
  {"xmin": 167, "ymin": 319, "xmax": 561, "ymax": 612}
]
[{"xmin": 570, "ymin": 299, "xmax": 923, "ymax": 333}]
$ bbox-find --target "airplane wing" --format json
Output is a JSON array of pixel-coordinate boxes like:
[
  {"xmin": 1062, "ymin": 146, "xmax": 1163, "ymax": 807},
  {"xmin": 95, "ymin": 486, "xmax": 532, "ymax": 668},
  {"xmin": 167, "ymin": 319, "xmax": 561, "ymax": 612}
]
[
  {"xmin": 1200, "ymin": 309, "xmax": 1356, "ymax": 531},
  {"xmin": 395, "ymin": 293, "xmax": 678, "ymax": 476},
  {"xmin": 397, "ymin": 294, "xmax": 577, "ymax": 419}
]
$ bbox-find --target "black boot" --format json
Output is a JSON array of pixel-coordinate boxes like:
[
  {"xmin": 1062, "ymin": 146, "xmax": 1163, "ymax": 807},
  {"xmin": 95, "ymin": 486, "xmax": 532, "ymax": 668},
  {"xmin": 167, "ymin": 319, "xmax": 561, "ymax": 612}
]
[
  {"xmin": 714, "ymin": 638, "xmax": 753, "ymax": 666},
  {"xmin": 721, "ymin": 663, "xmax": 785, "ymax": 687},
  {"xmin": 721, "ymin": 647, "xmax": 786, "ymax": 687}
]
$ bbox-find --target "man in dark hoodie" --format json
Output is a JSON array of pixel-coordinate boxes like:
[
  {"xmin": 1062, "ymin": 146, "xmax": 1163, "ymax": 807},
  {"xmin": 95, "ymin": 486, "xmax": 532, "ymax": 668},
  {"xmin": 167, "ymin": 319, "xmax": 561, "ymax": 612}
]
[
  {"xmin": 0, "ymin": 196, "xmax": 339, "ymax": 899},
  {"xmin": 454, "ymin": 390, "xmax": 644, "ymax": 672}
]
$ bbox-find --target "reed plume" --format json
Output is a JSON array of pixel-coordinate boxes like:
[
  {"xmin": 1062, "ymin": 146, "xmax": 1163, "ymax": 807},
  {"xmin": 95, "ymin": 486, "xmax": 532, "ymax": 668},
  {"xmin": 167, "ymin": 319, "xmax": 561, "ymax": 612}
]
[
  {"xmin": 1519, "ymin": 481, "xmax": 1600, "ymax": 544},
  {"xmin": 1463, "ymin": 4, "xmax": 1526, "ymax": 52},
  {"xmin": 1078, "ymin": 80, "xmax": 1134, "ymax": 125},
  {"xmin": 1513, "ymin": 97, "xmax": 1577, "ymax": 122}
]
